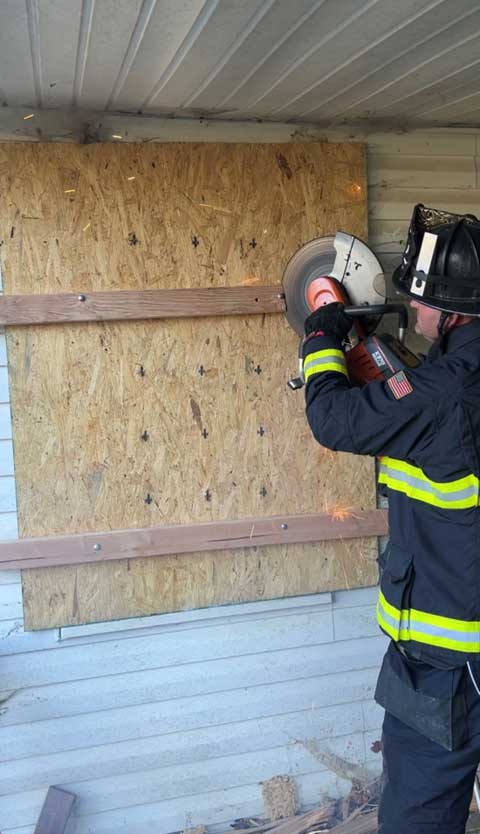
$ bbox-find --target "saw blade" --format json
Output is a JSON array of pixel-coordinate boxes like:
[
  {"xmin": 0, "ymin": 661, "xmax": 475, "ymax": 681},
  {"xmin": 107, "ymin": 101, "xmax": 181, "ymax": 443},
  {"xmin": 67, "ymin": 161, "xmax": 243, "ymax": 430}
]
[
  {"xmin": 282, "ymin": 234, "xmax": 386, "ymax": 335},
  {"xmin": 282, "ymin": 236, "xmax": 337, "ymax": 335}
]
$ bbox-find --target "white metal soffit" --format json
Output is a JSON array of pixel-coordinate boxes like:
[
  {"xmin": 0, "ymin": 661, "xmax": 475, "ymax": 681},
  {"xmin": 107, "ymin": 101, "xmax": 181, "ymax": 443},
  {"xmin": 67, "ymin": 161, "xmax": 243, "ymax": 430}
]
[{"xmin": 1, "ymin": 0, "xmax": 480, "ymax": 130}]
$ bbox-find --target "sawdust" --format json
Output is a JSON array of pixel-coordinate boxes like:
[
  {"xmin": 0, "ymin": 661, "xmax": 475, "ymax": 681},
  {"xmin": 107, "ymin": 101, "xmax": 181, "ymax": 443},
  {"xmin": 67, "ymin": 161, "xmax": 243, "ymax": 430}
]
[{"xmin": 261, "ymin": 775, "xmax": 298, "ymax": 820}]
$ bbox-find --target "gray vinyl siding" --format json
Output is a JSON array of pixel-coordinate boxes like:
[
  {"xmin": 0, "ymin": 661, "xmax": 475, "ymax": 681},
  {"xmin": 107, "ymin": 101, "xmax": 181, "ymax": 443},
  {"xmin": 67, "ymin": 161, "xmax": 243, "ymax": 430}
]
[{"xmin": 0, "ymin": 587, "xmax": 386, "ymax": 834}]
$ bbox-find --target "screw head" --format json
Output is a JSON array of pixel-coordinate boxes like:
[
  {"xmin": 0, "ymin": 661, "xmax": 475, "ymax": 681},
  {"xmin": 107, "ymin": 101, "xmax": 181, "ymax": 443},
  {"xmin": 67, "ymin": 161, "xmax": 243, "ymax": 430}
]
[
  {"xmin": 93, "ymin": 543, "xmax": 102, "ymax": 552},
  {"xmin": 78, "ymin": 294, "xmax": 86, "ymax": 302},
  {"xmin": 281, "ymin": 523, "xmax": 288, "ymax": 530}
]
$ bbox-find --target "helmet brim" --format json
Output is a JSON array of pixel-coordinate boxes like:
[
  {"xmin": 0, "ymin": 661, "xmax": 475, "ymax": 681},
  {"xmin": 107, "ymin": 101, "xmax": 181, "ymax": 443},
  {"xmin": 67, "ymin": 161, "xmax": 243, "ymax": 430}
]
[{"xmin": 392, "ymin": 265, "xmax": 480, "ymax": 316}]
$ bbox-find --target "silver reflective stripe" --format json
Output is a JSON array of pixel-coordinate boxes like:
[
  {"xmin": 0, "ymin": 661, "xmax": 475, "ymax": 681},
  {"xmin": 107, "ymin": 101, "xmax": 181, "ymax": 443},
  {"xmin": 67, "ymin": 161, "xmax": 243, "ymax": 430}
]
[
  {"xmin": 379, "ymin": 462, "xmax": 477, "ymax": 503},
  {"xmin": 303, "ymin": 355, "xmax": 347, "ymax": 374},
  {"xmin": 377, "ymin": 596, "xmax": 480, "ymax": 644},
  {"xmin": 378, "ymin": 602, "xmax": 399, "ymax": 632},
  {"xmin": 408, "ymin": 618, "xmax": 480, "ymax": 644}
]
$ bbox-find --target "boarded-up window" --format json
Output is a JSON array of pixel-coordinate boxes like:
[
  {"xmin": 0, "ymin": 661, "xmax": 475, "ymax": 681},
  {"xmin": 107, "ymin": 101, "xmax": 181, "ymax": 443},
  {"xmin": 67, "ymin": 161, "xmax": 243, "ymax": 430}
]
[{"xmin": 0, "ymin": 141, "xmax": 377, "ymax": 629}]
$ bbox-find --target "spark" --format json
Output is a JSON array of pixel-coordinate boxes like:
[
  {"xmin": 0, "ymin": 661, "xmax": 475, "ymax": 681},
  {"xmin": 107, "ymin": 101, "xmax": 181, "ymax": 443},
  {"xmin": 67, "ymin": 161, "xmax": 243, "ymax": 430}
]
[
  {"xmin": 82, "ymin": 222, "xmax": 91, "ymax": 232},
  {"xmin": 323, "ymin": 500, "xmax": 360, "ymax": 523},
  {"xmin": 348, "ymin": 182, "xmax": 363, "ymax": 198},
  {"xmin": 64, "ymin": 188, "xmax": 76, "ymax": 194},
  {"xmin": 241, "ymin": 275, "xmax": 262, "ymax": 285},
  {"xmin": 330, "ymin": 506, "xmax": 354, "ymax": 522},
  {"xmin": 127, "ymin": 176, "xmax": 136, "ymax": 181},
  {"xmin": 249, "ymin": 524, "xmax": 255, "ymax": 539},
  {"xmin": 112, "ymin": 134, "xmax": 123, "ymax": 140},
  {"xmin": 195, "ymin": 201, "xmax": 233, "ymax": 214},
  {"xmin": 23, "ymin": 113, "xmax": 35, "ymax": 120},
  {"xmin": 322, "ymin": 448, "xmax": 336, "ymax": 461}
]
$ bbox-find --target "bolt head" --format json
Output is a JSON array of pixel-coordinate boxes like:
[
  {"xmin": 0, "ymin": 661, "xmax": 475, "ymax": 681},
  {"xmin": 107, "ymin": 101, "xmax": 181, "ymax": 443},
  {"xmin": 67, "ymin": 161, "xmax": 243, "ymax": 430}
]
[
  {"xmin": 93, "ymin": 543, "xmax": 102, "ymax": 552},
  {"xmin": 78, "ymin": 294, "xmax": 86, "ymax": 302},
  {"xmin": 281, "ymin": 523, "xmax": 288, "ymax": 530}
]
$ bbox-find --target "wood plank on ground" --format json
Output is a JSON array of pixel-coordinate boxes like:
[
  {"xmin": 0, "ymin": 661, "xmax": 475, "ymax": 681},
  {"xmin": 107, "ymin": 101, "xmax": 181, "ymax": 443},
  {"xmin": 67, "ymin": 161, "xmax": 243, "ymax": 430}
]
[{"xmin": 33, "ymin": 786, "xmax": 75, "ymax": 834}]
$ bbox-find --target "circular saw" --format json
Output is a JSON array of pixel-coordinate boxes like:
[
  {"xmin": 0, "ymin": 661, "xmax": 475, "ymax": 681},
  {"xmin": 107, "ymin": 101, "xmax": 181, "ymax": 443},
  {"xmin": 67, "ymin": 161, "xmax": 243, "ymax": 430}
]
[
  {"xmin": 283, "ymin": 233, "xmax": 419, "ymax": 388},
  {"xmin": 283, "ymin": 232, "xmax": 387, "ymax": 335}
]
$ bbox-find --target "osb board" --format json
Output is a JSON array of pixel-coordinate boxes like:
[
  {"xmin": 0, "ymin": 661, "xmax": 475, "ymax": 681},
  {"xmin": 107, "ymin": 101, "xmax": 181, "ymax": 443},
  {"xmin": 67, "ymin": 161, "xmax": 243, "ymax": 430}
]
[{"xmin": 0, "ymin": 142, "xmax": 377, "ymax": 630}]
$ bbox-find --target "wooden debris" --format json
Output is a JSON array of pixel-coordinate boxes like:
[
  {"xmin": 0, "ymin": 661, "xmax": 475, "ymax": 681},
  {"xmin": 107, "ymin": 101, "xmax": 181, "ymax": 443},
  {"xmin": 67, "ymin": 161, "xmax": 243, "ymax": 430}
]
[
  {"xmin": 223, "ymin": 779, "xmax": 377, "ymax": 834},
  {"xmin": 328, "ymin": 810, "xmax": 378, "ymax": 834},
  {"xmin": 224, "ymin": 818, "xmax": 290, "ymax": 834},
  {"xmin": 229, "ymin": 819, "xmax": 269, "ymax": 832},
  {"xmin": 34, "ymin": 786, "xmax": 75, "ymax": 834},
  {"xmin": 257, "ymin": 803, "xmax": 336, "ymax": 834},
  {"xmin": 223, "ymin": 805, "xmax": 335, "ymax": 834},
  {"xmin": 218, "ymin": 772, "xmax": 480, "ymax": 834}
]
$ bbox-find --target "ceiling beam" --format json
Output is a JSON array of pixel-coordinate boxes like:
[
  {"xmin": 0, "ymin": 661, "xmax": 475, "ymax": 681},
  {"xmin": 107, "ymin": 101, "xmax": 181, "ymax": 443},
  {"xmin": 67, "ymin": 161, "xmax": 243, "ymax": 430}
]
[{"xmin": 0, "ymin": 107, "xmax": 477, "ymax": 144}]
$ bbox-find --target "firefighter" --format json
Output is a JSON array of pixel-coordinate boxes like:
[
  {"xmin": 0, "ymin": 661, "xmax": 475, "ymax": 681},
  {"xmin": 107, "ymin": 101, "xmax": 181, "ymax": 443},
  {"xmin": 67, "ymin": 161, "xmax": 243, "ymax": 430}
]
[{"xmin": 301, "ymin": 204, "xmax": 480, "ymax": 834}]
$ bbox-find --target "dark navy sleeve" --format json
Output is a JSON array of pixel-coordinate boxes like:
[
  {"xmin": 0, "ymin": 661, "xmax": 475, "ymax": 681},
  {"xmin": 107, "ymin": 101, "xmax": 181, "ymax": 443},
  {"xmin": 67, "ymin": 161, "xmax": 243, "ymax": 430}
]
[
  {"xmin": 458, "ymin": 369, "xmax": 480, "ymax": 477},
  {"xmin": 302, "ymin": 332, "xmax": 458, "ymax": 459}
]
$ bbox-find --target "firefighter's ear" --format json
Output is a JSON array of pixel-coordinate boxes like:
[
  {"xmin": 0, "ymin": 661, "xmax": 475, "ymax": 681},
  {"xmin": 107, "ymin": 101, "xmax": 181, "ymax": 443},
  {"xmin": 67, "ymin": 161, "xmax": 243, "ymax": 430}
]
[
  {"xmin": 443, "ymin": 314, "xmax": 459, "ymax": 333},
  {"xmin": 444, "ymin": 314, "xmax": 475, "ymax": 333}
]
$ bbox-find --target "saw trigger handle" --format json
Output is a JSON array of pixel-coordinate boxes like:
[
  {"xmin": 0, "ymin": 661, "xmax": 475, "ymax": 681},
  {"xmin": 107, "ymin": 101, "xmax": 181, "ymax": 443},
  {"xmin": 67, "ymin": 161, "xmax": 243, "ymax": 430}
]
[{"xmin": 344, "ymin": 303, "xmax": 408, "ymax": 343}]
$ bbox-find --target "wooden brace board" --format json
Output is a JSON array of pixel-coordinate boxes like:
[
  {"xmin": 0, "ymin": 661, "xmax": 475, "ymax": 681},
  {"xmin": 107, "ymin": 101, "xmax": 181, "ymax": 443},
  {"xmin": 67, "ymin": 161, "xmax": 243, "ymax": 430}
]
[
  {"xmin": 0, "ymin": 141, "xmax": 375, "ymax": 630},
  {"xmin": 0, "ymin": 510, "xmax": 388, "ymax": 570},
  {"xmin": 0, "ymin": 285, "xmax": 285, "ymax": 326}
]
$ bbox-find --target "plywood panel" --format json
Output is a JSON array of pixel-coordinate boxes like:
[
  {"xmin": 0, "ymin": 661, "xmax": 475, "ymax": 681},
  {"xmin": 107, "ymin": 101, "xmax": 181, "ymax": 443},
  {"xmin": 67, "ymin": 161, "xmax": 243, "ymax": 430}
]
[{"xmin": 0, "ymin": 142, "xmax": 375, "ymax": 629}]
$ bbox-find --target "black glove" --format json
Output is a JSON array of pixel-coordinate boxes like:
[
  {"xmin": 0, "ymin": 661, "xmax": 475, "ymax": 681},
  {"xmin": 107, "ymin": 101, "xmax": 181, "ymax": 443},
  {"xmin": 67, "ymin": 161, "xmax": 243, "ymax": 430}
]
[{"xmin": 304, "ymin": 302, "xmax": 352, "ymax": 341}]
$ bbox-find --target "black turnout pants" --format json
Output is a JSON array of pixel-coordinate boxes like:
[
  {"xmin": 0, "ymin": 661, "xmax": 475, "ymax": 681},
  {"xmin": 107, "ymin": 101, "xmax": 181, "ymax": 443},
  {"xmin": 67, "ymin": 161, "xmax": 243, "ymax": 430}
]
[{"xmin": 379, "ymin": 659, "xmax": 480, "ymax": 834}]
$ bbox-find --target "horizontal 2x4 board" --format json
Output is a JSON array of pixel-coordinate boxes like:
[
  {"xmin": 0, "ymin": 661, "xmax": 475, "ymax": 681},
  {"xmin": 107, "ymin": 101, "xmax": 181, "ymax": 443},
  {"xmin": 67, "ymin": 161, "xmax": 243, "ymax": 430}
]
[
  {"xmin": 0, "ymin": 142, "xmax": 375, "ymax": 629},
  {"xmin": 0, "ymin": 286, "xmax": 285, "ymax": 326},
  {"xmin": 0, "ymin": 510, "xmax": 387, "ymax": 570}
]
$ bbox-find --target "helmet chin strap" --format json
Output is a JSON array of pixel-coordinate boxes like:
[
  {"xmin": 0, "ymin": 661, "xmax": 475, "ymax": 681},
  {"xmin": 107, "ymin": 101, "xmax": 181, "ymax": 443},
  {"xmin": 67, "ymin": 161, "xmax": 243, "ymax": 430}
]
[{"xmin": 438, "ymin": 311, "xmax": 451, "ymax": 337}]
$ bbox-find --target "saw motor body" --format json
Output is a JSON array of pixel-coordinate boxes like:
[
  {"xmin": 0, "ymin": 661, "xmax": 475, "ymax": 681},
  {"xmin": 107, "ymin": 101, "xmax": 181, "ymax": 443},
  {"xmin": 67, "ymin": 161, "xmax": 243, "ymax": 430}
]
[{"xmin": 283, "ymin": 233, "xmax": 421, "ymax": 388}]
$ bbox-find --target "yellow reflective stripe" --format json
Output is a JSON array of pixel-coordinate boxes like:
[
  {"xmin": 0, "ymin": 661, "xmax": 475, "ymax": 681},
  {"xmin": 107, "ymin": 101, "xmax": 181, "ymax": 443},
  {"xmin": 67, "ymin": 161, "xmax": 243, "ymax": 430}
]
[
  {"xmin": 377, "ymin": 591, "xmax": 480, "ymax": 653},
  {"xmin": 378, "ymin": 590, "xmax": 480, "ymax": 633},
  {"xmin": 304, "ymin": 349, "xmax": 345, "ymax": 362},
  {"xmin": 380, "ymin": 457, "xmax": 476, "ymax": 493},
  {"xmin": 378, "ymin": 473, "xmax": 475, "ymax": 509},
  {"xmin": 409, "ymin": 606, "xmax": 480, "ymax": 633},
  {"xmin": 377, "ymin": 600, "xmax": 400, "ymax": 641},
  {"xmin": 378, "ymin": 456, "xmax": 479, "ymax": 509},
  {"xmin": 303, "ymin": 349, "xmax": 348, "ymax": 381}
]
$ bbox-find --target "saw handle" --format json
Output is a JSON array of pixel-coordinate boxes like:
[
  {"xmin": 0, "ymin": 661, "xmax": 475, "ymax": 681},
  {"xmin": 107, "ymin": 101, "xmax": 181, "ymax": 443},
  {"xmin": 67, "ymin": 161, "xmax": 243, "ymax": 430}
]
[
  {"xmin": 344, "ymin": 303, "xmax": 408, "ymax": 343},
  {"xmin": 287, "ymin": 302, "xmax": 409, "ymax": 390}
]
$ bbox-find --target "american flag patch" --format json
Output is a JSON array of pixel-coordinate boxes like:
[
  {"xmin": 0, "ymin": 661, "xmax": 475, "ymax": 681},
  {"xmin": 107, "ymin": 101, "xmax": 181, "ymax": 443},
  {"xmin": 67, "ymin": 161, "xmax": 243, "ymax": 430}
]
[{"xmin": 387, "ymin": 370, "xmax": 413, "ymax": 399}]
